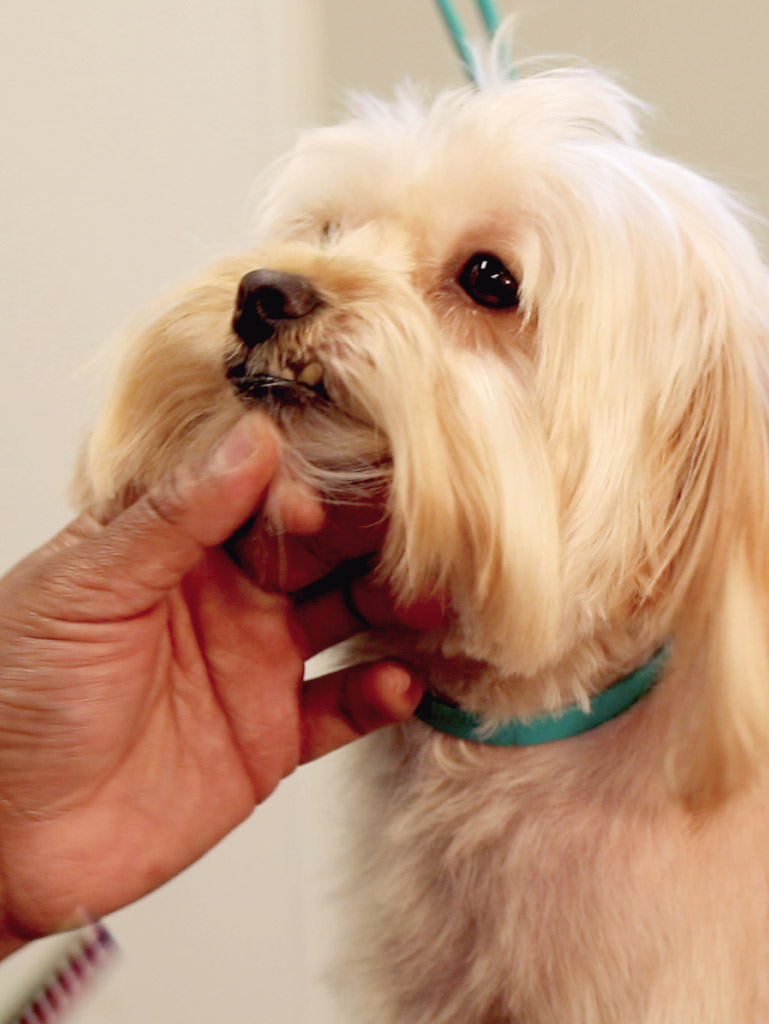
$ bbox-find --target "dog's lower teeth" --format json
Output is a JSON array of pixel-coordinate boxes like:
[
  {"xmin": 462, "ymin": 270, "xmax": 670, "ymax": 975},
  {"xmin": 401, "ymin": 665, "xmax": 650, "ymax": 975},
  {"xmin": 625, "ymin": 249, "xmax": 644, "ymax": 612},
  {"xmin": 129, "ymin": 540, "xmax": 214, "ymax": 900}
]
[{"xmin": 297, "ymin": 363, "xmax": 323, "ymax": 387}]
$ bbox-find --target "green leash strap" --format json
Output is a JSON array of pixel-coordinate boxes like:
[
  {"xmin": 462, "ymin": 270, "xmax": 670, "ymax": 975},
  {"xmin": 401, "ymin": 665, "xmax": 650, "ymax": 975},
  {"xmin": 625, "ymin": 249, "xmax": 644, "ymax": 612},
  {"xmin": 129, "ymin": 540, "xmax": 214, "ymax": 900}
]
[
  {"xmin": 434, "ymin": 0, "xmax": 508, "ymax": 82},
  {"xmin": 414, "ymin": 647, "xmax": 669, "ymax": 746}
]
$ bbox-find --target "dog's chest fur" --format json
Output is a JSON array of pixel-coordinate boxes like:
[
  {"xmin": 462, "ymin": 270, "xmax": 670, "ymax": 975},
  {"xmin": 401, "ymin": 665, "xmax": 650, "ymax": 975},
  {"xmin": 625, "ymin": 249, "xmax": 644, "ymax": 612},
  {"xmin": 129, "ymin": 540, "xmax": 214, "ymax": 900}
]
[{"xmin": 345, "ymin": 695, "xmax": 769, "ymax": 1024}]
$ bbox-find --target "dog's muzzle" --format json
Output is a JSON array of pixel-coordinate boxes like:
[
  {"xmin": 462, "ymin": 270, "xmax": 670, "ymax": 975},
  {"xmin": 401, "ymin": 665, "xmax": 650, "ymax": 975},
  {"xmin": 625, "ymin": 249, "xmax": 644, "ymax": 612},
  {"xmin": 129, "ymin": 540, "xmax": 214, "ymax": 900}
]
[{"xmin": 226, "ymin": 269, "xmax": 328, "ymax": 406}]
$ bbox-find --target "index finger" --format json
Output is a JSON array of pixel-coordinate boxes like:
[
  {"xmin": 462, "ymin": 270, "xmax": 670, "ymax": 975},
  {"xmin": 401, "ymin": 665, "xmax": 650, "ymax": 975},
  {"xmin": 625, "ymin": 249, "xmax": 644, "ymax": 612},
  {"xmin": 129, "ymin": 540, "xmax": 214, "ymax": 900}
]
[
  {"xmin": 228, "ymin": 489, "xmax": 388, "ymax": 594},
  {"xmin": 295, "ymin": 568, "xmax": 445, "ymax": 657},
  {"xmin": 299, "ymin": 660, "xmax": 425, "ymax": 762}
]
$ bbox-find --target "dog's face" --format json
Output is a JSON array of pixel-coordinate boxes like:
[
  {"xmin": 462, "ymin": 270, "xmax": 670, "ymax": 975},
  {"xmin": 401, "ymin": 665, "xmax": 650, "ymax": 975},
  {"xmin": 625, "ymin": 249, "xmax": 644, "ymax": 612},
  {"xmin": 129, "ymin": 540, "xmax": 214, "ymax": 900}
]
[{"xmin": 77, "ymin": 69, "xmax": 769, "ymax": 800}]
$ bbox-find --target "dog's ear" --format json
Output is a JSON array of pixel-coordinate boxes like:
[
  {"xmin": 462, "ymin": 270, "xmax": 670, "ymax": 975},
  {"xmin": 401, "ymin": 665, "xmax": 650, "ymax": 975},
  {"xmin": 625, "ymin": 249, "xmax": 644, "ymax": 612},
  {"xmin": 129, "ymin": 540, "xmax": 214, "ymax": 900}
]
[
  {"xmin": 666, "ymin": 346, "xmax": 769, "ymax": 807},
  {"xmin": 376, "ymin": 345, "xmax": 562, "ymax": 675}
]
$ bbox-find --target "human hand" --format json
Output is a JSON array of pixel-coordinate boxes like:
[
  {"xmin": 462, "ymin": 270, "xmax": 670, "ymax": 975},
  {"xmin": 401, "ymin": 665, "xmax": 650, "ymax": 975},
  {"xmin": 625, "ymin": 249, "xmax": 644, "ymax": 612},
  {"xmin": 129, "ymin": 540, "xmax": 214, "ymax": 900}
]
[{"xmin": 0, "ymin": 417, "xmax": 434, "ymax": 952}]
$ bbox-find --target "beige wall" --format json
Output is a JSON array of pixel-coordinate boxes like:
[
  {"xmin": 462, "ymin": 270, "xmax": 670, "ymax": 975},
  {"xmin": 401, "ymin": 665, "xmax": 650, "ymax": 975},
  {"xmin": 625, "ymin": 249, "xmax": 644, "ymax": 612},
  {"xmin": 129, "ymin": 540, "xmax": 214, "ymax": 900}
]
[
  {"xmin": 0, "ymin": 2, "xmax": 330, "ymax": 1022},
  {"xmin": 0, "ymin": 2, "xmax": 767, "ymax": 1022},
  {"xmin": 0, "ymin": 0, "xmax": 326, "ymax": 578}
]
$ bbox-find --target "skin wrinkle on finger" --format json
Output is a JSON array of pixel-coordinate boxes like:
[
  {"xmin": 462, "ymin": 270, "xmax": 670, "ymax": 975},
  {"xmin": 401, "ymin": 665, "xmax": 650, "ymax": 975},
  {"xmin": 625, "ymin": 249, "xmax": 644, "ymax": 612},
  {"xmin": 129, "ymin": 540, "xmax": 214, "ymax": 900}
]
[{"xmin": 21, "ymin": 558, "xmax": 170, "ymax": 629}]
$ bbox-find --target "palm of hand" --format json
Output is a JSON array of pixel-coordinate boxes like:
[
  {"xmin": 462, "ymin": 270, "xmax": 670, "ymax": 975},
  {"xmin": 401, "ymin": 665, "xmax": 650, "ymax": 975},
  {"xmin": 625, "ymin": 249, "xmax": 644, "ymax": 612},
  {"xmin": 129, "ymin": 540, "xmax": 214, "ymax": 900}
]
[
  {"xmin": 0, "ymin": 542, "xmax": 308, "ymax": 936},
  {"xmin": 0, "ymin": 423, "xmax": 430, "ymax": 945}
]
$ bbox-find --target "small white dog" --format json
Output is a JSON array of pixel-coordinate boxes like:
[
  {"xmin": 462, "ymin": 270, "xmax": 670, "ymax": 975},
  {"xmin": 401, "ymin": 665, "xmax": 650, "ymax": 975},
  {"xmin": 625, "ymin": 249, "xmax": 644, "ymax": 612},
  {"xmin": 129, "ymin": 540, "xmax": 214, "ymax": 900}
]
[{"xmin": 75, "ymin": 51, "xmax": 769, "ymax": 1024}]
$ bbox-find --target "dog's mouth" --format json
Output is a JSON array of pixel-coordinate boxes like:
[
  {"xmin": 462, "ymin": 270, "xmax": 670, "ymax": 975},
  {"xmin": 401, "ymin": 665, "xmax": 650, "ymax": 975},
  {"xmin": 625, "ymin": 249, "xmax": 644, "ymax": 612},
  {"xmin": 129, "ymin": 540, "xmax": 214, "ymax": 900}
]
[{"xmin": 226, "ymin": 359, "xmax": 330, "ymax": 408}]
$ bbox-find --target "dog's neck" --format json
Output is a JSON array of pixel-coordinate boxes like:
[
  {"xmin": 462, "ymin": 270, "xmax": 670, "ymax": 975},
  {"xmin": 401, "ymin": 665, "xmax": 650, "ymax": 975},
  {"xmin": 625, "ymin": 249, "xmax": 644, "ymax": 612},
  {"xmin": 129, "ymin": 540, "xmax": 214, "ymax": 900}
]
[{"xmin": 414, "ymin": 647, "xmax": 669, "ymax": 746}]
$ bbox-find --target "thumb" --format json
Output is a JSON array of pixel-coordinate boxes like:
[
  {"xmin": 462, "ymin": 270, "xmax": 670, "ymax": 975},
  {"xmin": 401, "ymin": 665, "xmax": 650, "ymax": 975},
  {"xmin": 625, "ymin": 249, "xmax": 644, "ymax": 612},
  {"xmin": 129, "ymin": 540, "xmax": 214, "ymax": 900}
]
[{"xmin": 74, "ymin": 416, "xmax": 281, "ymax": 612}]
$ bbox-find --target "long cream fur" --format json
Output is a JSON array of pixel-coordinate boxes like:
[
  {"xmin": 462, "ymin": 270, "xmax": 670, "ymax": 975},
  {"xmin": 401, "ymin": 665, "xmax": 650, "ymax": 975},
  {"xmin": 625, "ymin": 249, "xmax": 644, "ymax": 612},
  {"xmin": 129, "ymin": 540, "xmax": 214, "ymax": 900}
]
[{"xmin": 75, "ymin": 58, "xmax": 769, "ymax": 1022}]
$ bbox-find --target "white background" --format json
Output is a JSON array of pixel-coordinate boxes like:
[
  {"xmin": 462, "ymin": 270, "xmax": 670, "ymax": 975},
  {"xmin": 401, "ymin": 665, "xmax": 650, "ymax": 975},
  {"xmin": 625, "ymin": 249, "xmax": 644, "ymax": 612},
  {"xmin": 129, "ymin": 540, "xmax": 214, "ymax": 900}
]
[{"xmin": 1, "ymin": 1, "xmax": 767, "ymax": 1021}]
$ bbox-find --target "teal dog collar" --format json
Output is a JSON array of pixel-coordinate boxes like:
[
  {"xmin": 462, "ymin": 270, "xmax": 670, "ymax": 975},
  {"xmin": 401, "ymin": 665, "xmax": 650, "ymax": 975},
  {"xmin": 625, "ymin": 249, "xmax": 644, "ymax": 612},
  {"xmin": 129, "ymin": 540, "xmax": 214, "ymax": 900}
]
[{"xmin": 414, "ymin": 647, "xmax": 669, "ymax": 746}]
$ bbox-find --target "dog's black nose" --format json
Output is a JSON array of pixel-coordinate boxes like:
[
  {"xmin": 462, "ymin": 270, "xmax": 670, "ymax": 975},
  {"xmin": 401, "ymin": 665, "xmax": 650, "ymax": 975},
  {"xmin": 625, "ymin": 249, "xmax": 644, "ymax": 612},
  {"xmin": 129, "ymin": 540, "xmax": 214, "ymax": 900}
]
[{"xmin": 232, "ymin": 269, "xmax": 321, "ymax": 347}]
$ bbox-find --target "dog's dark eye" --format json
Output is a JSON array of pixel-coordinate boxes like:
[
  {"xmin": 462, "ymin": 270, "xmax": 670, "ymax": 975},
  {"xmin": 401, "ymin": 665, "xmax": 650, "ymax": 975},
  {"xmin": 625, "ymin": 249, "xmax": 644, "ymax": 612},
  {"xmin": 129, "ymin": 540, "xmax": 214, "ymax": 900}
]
[{"xmin": 458, "ymin": 253, "xmax": 520, "ymax": 310}]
